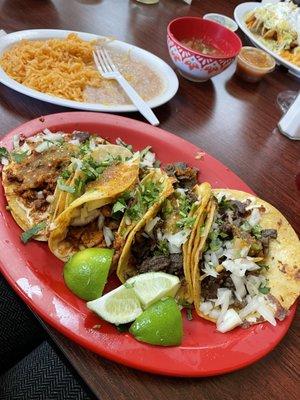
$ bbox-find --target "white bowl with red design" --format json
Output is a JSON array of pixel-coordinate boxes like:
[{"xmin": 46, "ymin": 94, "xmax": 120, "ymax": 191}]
[{"xmin": 167, "ymin": 17, "xmax": 242, "ymax": 82}]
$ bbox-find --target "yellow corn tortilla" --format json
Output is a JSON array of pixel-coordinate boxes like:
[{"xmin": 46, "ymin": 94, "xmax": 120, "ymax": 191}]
[
  {"xmin": 48, "ymin": 147, "xmax": 139, "ymax": 261},
  {"xmin": 193, "ymin": 189, "xmax": 300, "ymax": 322},
  {"xmin": 117, "ymin": 182, "xmax": 211, "ymax": 303}
]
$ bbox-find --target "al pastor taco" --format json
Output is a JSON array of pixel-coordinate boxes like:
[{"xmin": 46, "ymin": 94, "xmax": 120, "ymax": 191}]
[
  {"xmin": 1, "ymin": 130, "xmax": 107, "ymax": 240},
  {"xmin": 192, "ymin": 189, "xmax": 300, "ymax": 332},
  {"xmin": 48, "ymin": 146, "xmax": 140, "ymax": 262}
]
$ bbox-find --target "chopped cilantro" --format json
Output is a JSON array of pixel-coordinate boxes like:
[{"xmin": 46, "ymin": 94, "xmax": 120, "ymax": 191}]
[
  {"xmin": 219, "ymin": 231, "xmax": 228, "ymax": 238},
  {"xmin": 79, "ymin": 140, "xmax": 91, "ymax": 156},
  {"xmin": 57, "ymin": 179, "xmax": 75, "ymax": 194},
  {"xmin": 141, "ymin": 181, "xmax": 161, "ymax": 208},
  {"xmin": 250, "ymin": 242, "xmax": 262, "ymax": 253},
  {"xmin": 154, "ymin": 239, "xmax": 170, "ymax": 256},
  {"xmin": 258, "ymin": 284, "xmax": 270, "ymax": 294},
  {"xmin": 176, "ymin": 216, "xmax": 196, "ymax": 229},
  {"xmin": 61, "ymin": 169, "xmax": 71, "ymax": 180},
  {"xmin": 0, "ymin": 146, "xmax": 9, "ymax": 158},
  {"xmin": 74, "ymin": 178, "xmax": 85, "ymax": 196},
  {"xmin": 218, "ymin": 195, "xmax": 234, "ymax": 211},
  {"xmin": 252, "ymin": 224, "xmax": 262, "ymax": 239},
  {"xmin": 161, "ymin": 199, "xmax": 173, "ymax": 218},
  {"xmin": 21, "ymin": 221, "xmax": 46, "ymax": 243},
  {"xmin": 210, "ymin": 237, "xmax": 222, "ymax": 251},
  {"xmin": 241, "ymin": 221, "xmax": 252, "ymax": 232},
  {"xmin": 11, "ymin": 151, "xmax": 27, "ymax": 163},
  {"xmin": 258, "ymin": 263, "xmax": 270, "ymax": 271}
]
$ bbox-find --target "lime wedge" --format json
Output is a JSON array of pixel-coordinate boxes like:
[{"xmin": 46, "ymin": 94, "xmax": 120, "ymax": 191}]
[
  {"xmin": 63, "ymin": 248, "xmax": 113, "ymax": 301},
  {"xmin": 87, "ymin": 285, "xmax": 143, "ymax": 325},
  {"xmin": 126, "ymin": 272, "xmax": 180, "ymax": 309},
  {"xmin": 130, "ymin": 297, "xmax": 183, "ymax": 346}
]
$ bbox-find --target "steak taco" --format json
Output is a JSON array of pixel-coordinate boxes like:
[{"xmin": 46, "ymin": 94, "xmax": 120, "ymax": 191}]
[
  {"xmin": 48, "ymin": 146, "xmax": 139, "ymax": 262},
  {"xmin": 1, "ymin": 130, "xmax": 107, "ymax": 241},
  {"xmin": 117, "ymin": 162, "xmax": 211, "ymax": 302},
  {"xmin": 192, "ymin": 189, "xmax": 300, "ymax": 332}
]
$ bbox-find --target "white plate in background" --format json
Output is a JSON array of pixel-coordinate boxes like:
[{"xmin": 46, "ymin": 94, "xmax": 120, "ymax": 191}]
[{"xmin": 0, "ymin": 29, "xmax": 179, "ymax": 112}]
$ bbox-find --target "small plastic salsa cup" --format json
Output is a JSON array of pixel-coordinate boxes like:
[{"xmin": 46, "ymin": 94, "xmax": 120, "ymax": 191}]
[{"xmin": 235, "ymin": 46, "xmax": 276, "ymax": 82}]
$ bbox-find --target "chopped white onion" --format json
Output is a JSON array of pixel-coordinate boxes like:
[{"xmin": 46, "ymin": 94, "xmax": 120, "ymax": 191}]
[
  {"xmin": 140, "ymin": 151, "xmax": 156, "ymax": 168},
  {"xmin": 210, "ymin": 251, "xmax": 219, "ymax": 267},
  {"xmin": 245, "ymin": 275, "xmax": 265, "ymax": 297},
  {"xmin": 43, "ymin": 130, "xmax": 63, "ymax": 141},
  {"xmin": 231, "ymin": 274, "xmax": 247, "ymax": 301},
  {"xmin": 35, "ymin": 141, "xmax": 53, "ymax": 153},
  {"xmin": 156, "ymin": 228, "xmax": 162, "ymax": 241},
  {"xmin": 239, "ymin": 296, "xmax": 260, "ymax": 319},
  {"xmin": 199, "ymin": 301, "xmax": 213, "ymax": 315},
  {"xmin": 49, "ymin": 222, "xmax": 57, "ymax": 231},
  {"xmin": 257, "ymin": 302, "xmax": 277, "ymax": 326},
  {"xmin": 89, "ymin": 138, "xmax": 96, "ymax": 151},
  {"xmin": 124, "ymin": 216, "xmax": 132, "ymax": 226},
  {"xmin": 37, "ymin": 191, "xmax": 44, "ymax": 199},
  {"xmin": 209, "ymin": 309, "xmax": 221, "ymax": 320},
  {"xmin": 145, "ymin": 217, "xmax": 160, "ymax": 235},
  {"xmin": 1, "ymin": 157, "xmax": 9, "ymax": 166},
  {"xmin": 247, "ymin": 208, "xmax": 261, "ymax": 227},
  {"xmin": 69, "ymin": 139, "xmax": 80, "ymax": 146},
  {"xmin": 97, "ymin": 213, "xmax": 105, "ymax": 230},
  {"xmin": 217, "ymin": 309, "xmax": 242, "ymax": 333},
  {"xmin": 202, "ymin": 262, "xmax": 218, "ymax": 278},
  {"xmin": 175, "ymin": 188, "xmax": 187, "ymax": 197},
  {"xmin": 103, "ymin": 226, "xmax": 114, "ymax": 247},
  {"xmin": 71, "ymin": 157, "xmax": 82, "ymax": 171},
  {"xmin": 19, "ymin": 142, "xmax": 31, "ymax": 155},
  {"xmin": 13, "ymin": 134, "xmax": 20, "ymax": 149},
  {"xmin": 222, "ymin": 258, "xmax": 260, "ymax": 277},
  {"xmin": 46, "ymin": 195, "xmax": 54, "ymax": 203},
  {"xmin": 164, "ymin": 229, "xmax": 190, "ymax": 254}
]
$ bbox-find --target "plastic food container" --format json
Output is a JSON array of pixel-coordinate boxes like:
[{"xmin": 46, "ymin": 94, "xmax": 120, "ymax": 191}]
[{"xmin": 235, "ymin": 46, "xmax": 276, "ymax": 82}]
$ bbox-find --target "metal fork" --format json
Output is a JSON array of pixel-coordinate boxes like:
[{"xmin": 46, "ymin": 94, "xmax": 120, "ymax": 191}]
[{"xmin": 93, "ymin": 47, "xmax": 159, "ymax": 126}]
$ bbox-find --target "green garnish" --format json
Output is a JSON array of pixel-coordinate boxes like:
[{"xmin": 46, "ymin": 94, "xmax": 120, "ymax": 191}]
[
  {"xmin": 258, "ymin": 263, "xmax": 270, "ymax": 270},
  {"xmin": 57, "ymin": 179, "xmax": 75, "ymax": 194},
  {"xmin": 0, "ymin": 146, "xmax": 9, "ymax": 158},
  {"xmin": 210, "ymin": 237, "xmax": 222, "ymax": 251},
  {"xmin": 112, "ymin": 200, "xmax": 127, "ymax": 215},
  {"xmin": 161, "ymin": 199, "xmax": 173, "ymax": 218},
  {"xmin": 74, "ymin": 178, "xmax": 85, "ymax": 196},
  {"xmin": 252, "ymin": 224, "xmax": 262, "ymax": 239},
  {"xmin": 199, "ymin": 225, "xmax": 206, "ymax": 236},
  {"xmin": 81, "ymin": 154, "xmax": 122, "ymax": 183},
  {"xmin": 61, "ymin": 169, "xmax": 71, "ymax": 180},
  {"xmin": 176, "ymin": 216, "xmax": 196, "ymax": 229},
  {"xmin": 21, "ymin": 221, "xmax": 46, "ymax": 243},
  {"xmin": 11, "ymin": 151, "xmax": 27, "ymax": 163},
  {"xmin": 218, "ymin": 195, "xmax": 234, "ymax": 211},
  {"xmin": 258, "ymin": 284, "xmax": 271, "ymax": 294},
  {"xmin": 154, "ymin": 239, "xmax": 170, "ymax": 257},
  {"xmin": 241, "ymin": 221, "xmax": 252, "ymax": 231},
  {"xmin": 141, "ymin": 181, "xmax": 161, "ymax": 208}
]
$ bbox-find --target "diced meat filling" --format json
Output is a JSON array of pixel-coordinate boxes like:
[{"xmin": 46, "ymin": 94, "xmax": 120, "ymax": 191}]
[
  {"xmin": 165, "ymin": 162, "xmax": 198, "ymax": 192},
  {"xmin": 6, "ymin": 144, "xmax": 76, "ymax": 211}
]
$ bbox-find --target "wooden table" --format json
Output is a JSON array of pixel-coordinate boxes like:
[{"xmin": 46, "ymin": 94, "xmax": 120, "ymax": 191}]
[{"xmin": 0, "ymin": 0, "xmax": 299, "ymax": 399}]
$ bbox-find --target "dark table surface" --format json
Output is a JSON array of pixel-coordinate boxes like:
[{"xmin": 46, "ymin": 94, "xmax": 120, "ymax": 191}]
[{"xmin": 0, "ymin": 0, "xmax": 299, "ymax": 399}]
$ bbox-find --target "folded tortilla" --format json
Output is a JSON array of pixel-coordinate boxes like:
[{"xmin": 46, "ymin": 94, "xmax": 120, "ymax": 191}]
[
  {"xmin": 117, "ymin": 182, "xmax": 212, "ymax": 303},
  {"xmin": 48, "ymin": 146, "xmax": 139, "ymax": 261},
  {"xmin": 192, "ymin": 189, "xmax": 300, "ymax": 329}
]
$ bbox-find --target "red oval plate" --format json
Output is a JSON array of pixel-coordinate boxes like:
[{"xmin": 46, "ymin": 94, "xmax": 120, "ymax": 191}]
[{"xmin": 0, "ymin": 112, "xmax": 296, "ymax": 377}]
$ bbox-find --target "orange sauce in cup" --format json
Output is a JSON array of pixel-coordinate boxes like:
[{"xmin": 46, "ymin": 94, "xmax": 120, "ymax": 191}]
[{"xmin": 236, "ymin": 47, "xmax": 275, "ymax": 82}]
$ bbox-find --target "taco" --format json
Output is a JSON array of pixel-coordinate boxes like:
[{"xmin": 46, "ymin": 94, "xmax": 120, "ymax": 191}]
[
  {"xmin": 48, "ymin": 145, "xmax": 140, "ymax": 262},
  {"xmin": 1, "ymin": 130, "xmax": 107, "ymax": 240},
  {"xmin": 192, "ymin": 189, "xmax": 300, "ymax": 332},
  {"xmin": 117, "ymin": 166, "xmax": 211, "ymax": 303}
]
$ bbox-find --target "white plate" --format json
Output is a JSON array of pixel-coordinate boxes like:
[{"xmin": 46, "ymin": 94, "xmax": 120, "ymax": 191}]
[
  {"xmin": 234, "ymin": 2, "xmax": 300, "ymax": 78},
  {"xmin": 0, "ymin": 29, "xmax": 179, "ymax": 112}
]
